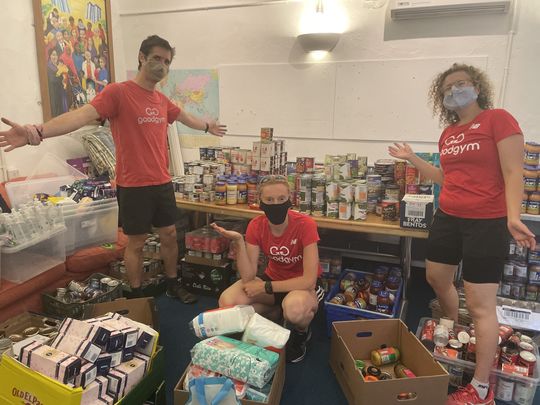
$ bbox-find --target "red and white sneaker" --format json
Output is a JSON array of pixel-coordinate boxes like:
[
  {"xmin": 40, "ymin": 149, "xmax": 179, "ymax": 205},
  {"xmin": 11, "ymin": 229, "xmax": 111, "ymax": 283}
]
[{"xmin": 446, "ymin": 384, "xmax": 494, "ymax": 405}]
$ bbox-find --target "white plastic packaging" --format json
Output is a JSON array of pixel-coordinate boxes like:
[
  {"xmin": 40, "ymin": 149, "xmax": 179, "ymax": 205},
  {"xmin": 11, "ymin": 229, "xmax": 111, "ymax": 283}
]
[
  {"xmin": 242, "ymin": 313, "xmax": 291, "ymax": 349},
  {"xmin": 189, "ymin": 305, "xmax": 255, "ymax": 338}
]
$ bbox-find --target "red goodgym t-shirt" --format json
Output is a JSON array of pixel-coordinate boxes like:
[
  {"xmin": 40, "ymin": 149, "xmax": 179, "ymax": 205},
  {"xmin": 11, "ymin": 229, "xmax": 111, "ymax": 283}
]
[
  {"xmin": 90, "ymin": 81, "xmax": 181, "ymax": 187},
  {"xmin": 438, "ymin": 109, "xmax": 522, "ymax": 219},
  {"xmin": 245, "ymin": 210, "xmax": 322, "ymax": 281}
]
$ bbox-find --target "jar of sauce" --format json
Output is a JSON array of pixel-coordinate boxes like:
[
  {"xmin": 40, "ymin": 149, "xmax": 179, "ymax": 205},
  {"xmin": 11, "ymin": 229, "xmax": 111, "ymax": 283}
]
[
  {"xmin": 373, "ymin": 266, "xmax": 389, "ymax": 282},
  {"xmin": 247, "ymin": 178, "xmax": 258, "ymax": 205},
  {"xmin": 237, "ymin": 179, "xmax": 247, "ymax": 204},
  {"xmin": 385, "ymin": 276, "xmax": 401, "ymax": 294},
  {"xmin": 369, "ymin": 280, "xmax": 384, "ymax": 308},
  {"xmin": 376, "ymin": 291, "xmax": 392, "ymax": 314},
  {"xmin": 226, "ymin": 180, "xmax": 238, "ymax": 205},
  {"xmin": 215, "ymin": 182, "xmax": 226, "ymax": 205}
]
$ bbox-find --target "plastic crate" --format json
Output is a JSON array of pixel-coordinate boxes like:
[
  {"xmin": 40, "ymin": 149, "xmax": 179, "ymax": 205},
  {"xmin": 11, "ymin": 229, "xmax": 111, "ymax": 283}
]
[
  {"xmin": 41, "ymin": 273, "xmax": 123, "ymax": 319},
  {"xmin": 324, "ymin": 269, "xmax": 403, "ymax": 336},
  {"xmin": 1, "ymin": 227, "xmax": 66, "ymax": 283},
  {"xmin": 61, "ymin": 198, "xmax": 118, "ymax": 255},
  {"xmin": 416, "ymin": 317, "xmax": 540, "ymax": 405}
]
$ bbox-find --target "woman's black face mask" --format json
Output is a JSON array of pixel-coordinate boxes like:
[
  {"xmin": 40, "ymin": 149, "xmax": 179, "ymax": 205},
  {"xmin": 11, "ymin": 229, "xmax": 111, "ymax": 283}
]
[{"xmin": 259, "ymin": 200, "xmax": 292, "ymax": 225}]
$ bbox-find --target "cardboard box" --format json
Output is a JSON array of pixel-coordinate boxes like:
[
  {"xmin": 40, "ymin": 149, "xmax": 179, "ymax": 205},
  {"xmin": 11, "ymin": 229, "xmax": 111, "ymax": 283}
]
[
  {"xmin": 260, "ymin": 157, "xmax": 272, "ymax": 172},
  {"xmin": 329, "ymin": 319, "xmax": 448, "ymax": 405},
  {"xmin": 180, "ymin": 258, "xmax": 233, "ymax": 297},
  {"xmin": 0, "ymin": 298, "xmax": 162, "ymax": 405},
  {"xmin": 173, "ymin": 353, "xmax": 285, "ymax": 405},
  {"xmin": 260, "ymin": 142, "xmax": 275, "ymax": 158},
  {"xmin": 0, "ymin": 312, "xmax": 60, "ymax": 338},
  {"xmin": 184, "ymin": 254, "xmax": 230, "ymax": 267},
  {"xmin": 399, "ymin": 194, "xmax": 434, "ymax": 230}
]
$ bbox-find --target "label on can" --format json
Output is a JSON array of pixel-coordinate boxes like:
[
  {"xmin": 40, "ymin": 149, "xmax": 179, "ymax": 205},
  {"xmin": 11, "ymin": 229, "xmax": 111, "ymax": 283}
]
[{"xmin": 495, "ymin": 378, "xmax": 515, "ymax": 401}]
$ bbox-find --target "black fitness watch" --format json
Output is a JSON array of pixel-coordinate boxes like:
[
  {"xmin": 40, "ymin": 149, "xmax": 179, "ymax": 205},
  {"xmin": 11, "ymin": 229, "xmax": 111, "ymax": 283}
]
[{"xmin": 265, "ymin": 280, "xmax": 273, "ymax": 294}]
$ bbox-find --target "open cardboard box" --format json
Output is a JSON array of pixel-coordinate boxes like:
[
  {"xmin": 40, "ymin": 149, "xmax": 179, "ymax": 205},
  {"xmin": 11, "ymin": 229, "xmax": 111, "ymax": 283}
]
[
  {"xmin": 330, "ymin": 319, "xmax": 448, "ymax": 405},
  {"xmin": 174, "ymin": 352, "xmax": 286, "ymax": 405},
  {"xmin": 0, "ymin": 312, "xmax": 61, "ymax": 338},
  {"xmin": 0, "ymin": 298, "xmax": 163, "ymax": 405}
]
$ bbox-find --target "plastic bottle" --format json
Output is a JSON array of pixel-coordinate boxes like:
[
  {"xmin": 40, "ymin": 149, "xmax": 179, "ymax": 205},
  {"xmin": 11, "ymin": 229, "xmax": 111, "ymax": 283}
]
[{"xmin": 189, "ymin": 305, "xmax": 255, "ymax": 338}]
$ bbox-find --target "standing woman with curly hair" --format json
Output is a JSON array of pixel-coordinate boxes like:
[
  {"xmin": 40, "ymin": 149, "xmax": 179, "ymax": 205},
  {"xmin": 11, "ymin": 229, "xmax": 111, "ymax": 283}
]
[{"xmin": 389, "ymin": 63, "xmax": 536, "ymax": 405}]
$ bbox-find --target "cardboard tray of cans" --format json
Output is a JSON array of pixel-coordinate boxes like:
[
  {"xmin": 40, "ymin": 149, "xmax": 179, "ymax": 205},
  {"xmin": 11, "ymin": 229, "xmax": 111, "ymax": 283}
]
[
  {"xmin": 41, "ymin": 273, "xmax": 123, "ymax": 319},
  {"xmin": 416, "ymin": 317, "xmax": 540, "ymax": 405},
  {"xmin": 324, "ymin": 269, "xmax": 403, "ymax": 336}
]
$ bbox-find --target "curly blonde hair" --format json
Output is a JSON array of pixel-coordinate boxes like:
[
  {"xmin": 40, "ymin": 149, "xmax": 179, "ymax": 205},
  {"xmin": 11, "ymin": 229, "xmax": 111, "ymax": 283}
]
[{"xmin": 428, "ymin": 63, "xmax": 494, "ymax": 127}]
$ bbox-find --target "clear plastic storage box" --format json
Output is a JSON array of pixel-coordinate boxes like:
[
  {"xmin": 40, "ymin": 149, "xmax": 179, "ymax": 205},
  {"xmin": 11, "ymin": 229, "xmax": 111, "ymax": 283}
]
[
  {"xmin": 1, "ymin": 226, "xmax": 66, "ymax": 283},
  {"xmin": 61, "ymin": 199, "xmax": 118, "ymax": 256},
  {"xmin": 416, "ymin": 317, "xmax": 540, "ymax": 405}
]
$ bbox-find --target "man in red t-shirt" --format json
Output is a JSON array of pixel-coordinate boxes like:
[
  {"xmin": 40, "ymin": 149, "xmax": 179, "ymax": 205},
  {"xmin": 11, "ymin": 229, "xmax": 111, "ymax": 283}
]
[
  {"xmin": 213, "ymin": 175, "xmax": 324, "ymax": 363},
  {"xmin": 0, "ymin": 35, "xmax": 227, "ymax": 303}
]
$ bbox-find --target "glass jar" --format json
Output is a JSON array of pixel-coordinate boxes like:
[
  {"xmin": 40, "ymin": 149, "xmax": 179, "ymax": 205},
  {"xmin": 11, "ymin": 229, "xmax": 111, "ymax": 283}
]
[
  {"xmin": 369, "ymin": 280, "xmax": 384, "ymax": 308},
  {"xmin": 237, "ymin": 180, "xmax": 247, "ymax": 204},
  {"xmin": 215, "ymin": 181, "xmax": 227, "ymax": 205},
  {"xmin": 226, "ymin": 180, "xmax": 238, "ymax": 205},
  {"xmin": 247, "ymin": 178, "xmax": 258, "ymax": 205}
]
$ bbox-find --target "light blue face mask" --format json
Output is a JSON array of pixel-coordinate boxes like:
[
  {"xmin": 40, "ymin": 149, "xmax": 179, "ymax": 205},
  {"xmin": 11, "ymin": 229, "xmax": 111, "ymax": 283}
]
[{"xmin": 443, "ymin": 85, "xmax": 478, "ymax": 111}]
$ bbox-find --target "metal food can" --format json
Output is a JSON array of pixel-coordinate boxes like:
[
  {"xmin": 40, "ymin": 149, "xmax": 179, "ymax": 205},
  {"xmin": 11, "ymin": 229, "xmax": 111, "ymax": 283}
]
[
  {"xmin": 304, "ymin": 157, "xmax": 315, "ymax": 173},
  {"xmin": 326, "ymin": 182, "xmax": 339, "ymax": 202},
  {"xmin": 260, "ymin": 127, "xmax": 273, "ymax": 141},
  {"xmin": 354, "ymin": 180, "xmax": 368, "ymax": 204},
  {"xmin": 100, "ymin": 277, "xmax": 112, "ymax": 290},
  {"xmin": 296, "ymin": 157, "xmax": 306, "ymax": 174},
  {"xmin": 382, "ymin": 200, "xmax": 398, "ymax": 221},
  {"xmin": 513, "ymin": 381, "xmax": 534, "ymax": 404},
  {"xmin": 338, "ymin": 202, "xmax": 352, "ymax": 220},
  {"xmin": 495, "ymin": 377, "xmax": 515, "ymax": 401},
  {"xmin": 500, "ymin": 281, "xmax": 512, "ymax": 297},
  {"xmin": 339, "ymin": 182, "xmax": 354, "ymax": 203},
  {"xmin": 447, "ymin": 365, "xmax": 464, "ymax": 387},
  {"xmin": 326, "ymin": 202, "xmax": 339, "ymax": 218},
  {"xmin": 353, "ymin": 203, "xmax": 367, "ymax": 221},
  {"xmin": 107, "ymin": 279, "xmax": 121, "ymax": 292},
  {"xmin": 311, "ymin": 203, "xmax": 325, "ymax": 217},
  {"xmin": 517, "ymin": 351, "xmax": 536, "ymax": 376}
]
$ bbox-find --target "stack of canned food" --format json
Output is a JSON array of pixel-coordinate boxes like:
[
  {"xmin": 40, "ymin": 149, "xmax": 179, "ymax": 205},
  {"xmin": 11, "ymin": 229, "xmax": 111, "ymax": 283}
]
[
  {"xmin": 55, "ymin": 276, "xmax": 121, "ymax": 304},
  {"xmin": 523, "ymin": 141, "xmax": 540, "ymax": 216},
  {"xmin": 185, "ymin": 226, "xmax": 230, "ymax": 261},
  {"xmin": 499, "ymin": 239, "xmax": 540, "ymax": 302},
  {"xmin": 418, "ymin": 318, "xmax": 539, "ymax": 404},
  {"xmin": 327, "ymin": 266, "xmax": 402, "ymax": 315}
]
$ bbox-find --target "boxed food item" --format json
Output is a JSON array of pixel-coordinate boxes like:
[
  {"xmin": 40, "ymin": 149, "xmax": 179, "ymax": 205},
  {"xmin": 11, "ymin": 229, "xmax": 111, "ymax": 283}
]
[
  {"xmin": 20, "ymin": 342, "xmax": 82, "ymax": 384},
  {"xmin": 330, "ymin": 319, "xmax": 448, "ymax": 405},
  {"xmin": 399, "ymin": 194, "xmax": 434, "ymax": 230}
]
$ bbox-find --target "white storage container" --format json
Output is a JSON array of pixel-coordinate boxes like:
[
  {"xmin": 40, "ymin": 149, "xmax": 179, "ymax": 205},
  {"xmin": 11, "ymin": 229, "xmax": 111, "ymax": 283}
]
[
  {"xmin": 61, "ymin": 199, "xmax": 118, "ymax": 255},
  {"xmin": 416, "ymin": 317, "xmax": 540, "ymax": 405},
  {"xmin": 6, "ymin": 176, "xmax": 78, "ymax": 209},
  {"xmin": 1, "ymin": 227, "xmax": 66, "ymax": 283}
]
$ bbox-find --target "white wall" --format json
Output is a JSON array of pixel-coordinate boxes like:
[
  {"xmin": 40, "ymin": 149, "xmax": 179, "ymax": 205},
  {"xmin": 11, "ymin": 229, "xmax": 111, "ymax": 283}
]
[
  {"xmin": 1, "ymin": 1, "xmax": 538, "ymax": 178},
  {"xmin": 117, "ymin": 0, "xmax": 540, "ymax": 163},
  {"xmin": 0, "ymin": 0, "xmax": 125, "ymax": 180}
]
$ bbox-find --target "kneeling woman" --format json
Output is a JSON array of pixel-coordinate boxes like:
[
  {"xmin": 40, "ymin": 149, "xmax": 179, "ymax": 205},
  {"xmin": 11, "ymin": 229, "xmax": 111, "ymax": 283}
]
[{"xmin": 213, "ymin": 175, "xmax": 324, "ymax": 363}]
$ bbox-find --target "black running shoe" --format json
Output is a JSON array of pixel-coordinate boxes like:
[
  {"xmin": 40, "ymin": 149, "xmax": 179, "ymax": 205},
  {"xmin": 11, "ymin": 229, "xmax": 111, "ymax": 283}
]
[
  {"xmin": 166, "ymin": 282, "xmax": 198, "ymax": 304},
  {"xmin": 286, "ymin": 327, "xmax": 310, "ymax": 363}
]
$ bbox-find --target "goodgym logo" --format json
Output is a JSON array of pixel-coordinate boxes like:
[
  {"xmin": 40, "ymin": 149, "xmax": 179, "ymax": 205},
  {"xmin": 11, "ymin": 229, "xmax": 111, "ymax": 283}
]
[{"xmin": 137, "ymin": 107, "xmax": 165, "ymax": 125}]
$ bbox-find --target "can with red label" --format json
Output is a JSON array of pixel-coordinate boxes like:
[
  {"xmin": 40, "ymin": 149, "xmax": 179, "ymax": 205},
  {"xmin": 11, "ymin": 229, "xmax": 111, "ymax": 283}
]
[
  {"xmin": 517, "ymin": 351, "xmax": 537, "ymax": 376},
  {"xmin": 466, "ymin": 337, "xmax": 477, "ymax": 363},
  {"xmin": 499, "ymin": 325, "xmax": 514, "ymax": 342},
  {"xmin": 304, "ymin": 157, "xmax": 315, "ymax": 173},
  {"xmin": 296, "ymin": 157, "xmax": 305, "ymax": 174},
  {"xmin": 518, "ymin": 341, "xmax": 534, "ymax": 353}
]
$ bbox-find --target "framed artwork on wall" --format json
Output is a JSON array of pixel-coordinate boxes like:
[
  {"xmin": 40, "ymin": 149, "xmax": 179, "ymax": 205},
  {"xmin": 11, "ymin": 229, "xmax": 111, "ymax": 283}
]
[{"xmin": 32, "ymin": 0, "xmax": 115, "ymax": 120}]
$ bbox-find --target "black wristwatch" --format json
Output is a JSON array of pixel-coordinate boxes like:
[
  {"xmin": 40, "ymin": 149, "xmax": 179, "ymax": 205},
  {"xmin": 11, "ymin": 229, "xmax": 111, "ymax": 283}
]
[{"xmin": 264, "ymin": 280, "xmax": 273, "ymax": 294}]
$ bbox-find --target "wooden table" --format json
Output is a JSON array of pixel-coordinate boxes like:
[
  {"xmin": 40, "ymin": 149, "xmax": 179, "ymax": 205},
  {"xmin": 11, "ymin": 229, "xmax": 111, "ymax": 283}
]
[
  {"xmin": 176, "ymin": 199, "xmax": 429, "ymax": 313},
  {"xmin": 175, "ymin": 200, "xmax": 428, "ymax": 238}
]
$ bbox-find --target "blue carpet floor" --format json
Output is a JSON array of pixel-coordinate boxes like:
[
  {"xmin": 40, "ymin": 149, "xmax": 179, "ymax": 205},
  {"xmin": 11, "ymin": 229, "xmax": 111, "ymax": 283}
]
[{"xmin": 156, "ymin": 268, "xmax": 539, "ymax": 405}]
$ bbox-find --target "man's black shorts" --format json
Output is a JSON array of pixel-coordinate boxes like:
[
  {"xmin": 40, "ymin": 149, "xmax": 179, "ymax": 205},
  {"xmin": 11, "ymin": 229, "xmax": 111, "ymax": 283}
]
[
  {"xmin": 117, "ymin": 182, "xmax": 177, "ymax": 235},
  {"xmin": 426, "ymin": 209, "xmax": 509, "ymax": 284}
]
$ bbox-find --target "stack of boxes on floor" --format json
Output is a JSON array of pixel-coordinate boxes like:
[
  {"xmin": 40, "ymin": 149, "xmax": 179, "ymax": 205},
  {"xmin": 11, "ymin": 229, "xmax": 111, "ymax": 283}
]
[
  {"xmin": 172, "ymin": 128, "xmax": 287, "ymax": 206},
  {"xmin": 176, "ymin": 305, "xmax": 288, "ymax": 403},
  {"xmin": 523, "ymin": 141, "xmax": 540, "ymax": 216},
  {"xmin": 418, "ymin": 317, "xmax": 540, "ymax": 405},
  {"xmin": 181, "ymin": 220, "xmax": 247, "ymax": 297},
  {"xmin": 5, "ymin": 312, "xmax": 158, "ymax": 404},
  {"xmin": 109, "ymin": 233, "xmax": 166, "ymax": 291}
]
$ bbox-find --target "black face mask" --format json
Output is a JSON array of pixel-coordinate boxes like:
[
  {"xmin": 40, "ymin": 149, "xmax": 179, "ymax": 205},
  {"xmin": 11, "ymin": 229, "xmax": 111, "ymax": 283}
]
[{"xmin": 259, "ymin": 200, "xmax": 292, "ymax": 225}]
